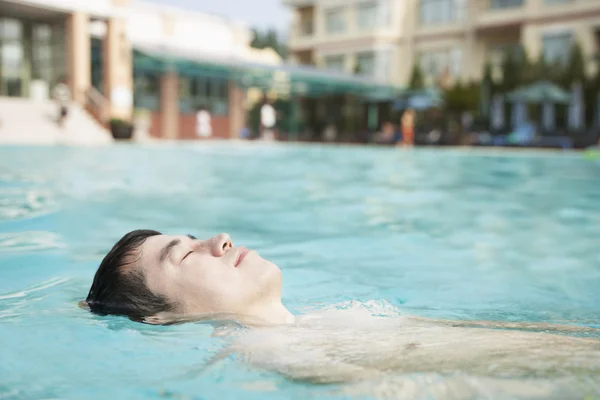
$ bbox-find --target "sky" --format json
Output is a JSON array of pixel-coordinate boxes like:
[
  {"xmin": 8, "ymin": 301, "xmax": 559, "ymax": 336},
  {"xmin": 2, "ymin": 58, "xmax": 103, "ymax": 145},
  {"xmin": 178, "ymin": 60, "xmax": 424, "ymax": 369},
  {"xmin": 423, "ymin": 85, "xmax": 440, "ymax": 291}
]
[{"xmin": 147, "ymin": 0, "xmax": 291, "ymax": 33}]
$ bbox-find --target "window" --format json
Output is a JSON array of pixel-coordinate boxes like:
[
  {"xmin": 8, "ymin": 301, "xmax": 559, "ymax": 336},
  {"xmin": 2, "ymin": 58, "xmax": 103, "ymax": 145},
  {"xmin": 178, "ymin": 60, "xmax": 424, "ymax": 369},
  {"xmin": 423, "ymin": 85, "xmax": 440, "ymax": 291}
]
[
  {"xmin": 179, "ymin": 76, "xmax": 229, "ymax": 115},
  {"xmin": 420, "ymin": 0, "xmax": 466, "ymax": 25},
  {"xmin": 355, "ymin": 51, "xmax": 391, "ymax": 80},
  {"xmin": 356, "ymin": 1, "xmax": 391, "ymax": 30},
  {"xmin": 542, "ymin": 33, "xmax": 572, "ymax": 66},
  {"xmin": 133, "ymin": 72, "xmax": 160, "ymax": 111},
  {"xmin": 487, "ymin": 43, "xmax": 521, "ymax": 79},
  {"xmin": 419, "ymin": 49, "xmax": 462, "ymax": 82},
  {"xmin": 324, "ymin": 54, "xmax": 345, "ymax": 71},
  {"xmin": 91, "ymin": 38, "xmax": 104, "ymax": 93},
  {"xmin": 356, "ymin": 52, "xmax": 376, "ymax": 76},
  {"xmin": 357, "ymin": 2, "xmax": 377, "ymax": 30},
  {"xmin": 32, "ymin": 24, "xmax": 53, "ymax": 83},
  {"xmin": 325, "ymin": 7, "xmax": 346, "ymax": 34},
  {"xmin": 489, "ymin": 0, "xmax": 524, "ymax": 9},
  {"xmin": 374, "ymin": 50, "xmax": 391, "ymax": 81},
  {"xmin": 0, "ymin": 18, "xmax": 22, "ymax": 40},
  {"xmin": 299, "ymin": 18, "xmax": 314, "ymax": 36}
]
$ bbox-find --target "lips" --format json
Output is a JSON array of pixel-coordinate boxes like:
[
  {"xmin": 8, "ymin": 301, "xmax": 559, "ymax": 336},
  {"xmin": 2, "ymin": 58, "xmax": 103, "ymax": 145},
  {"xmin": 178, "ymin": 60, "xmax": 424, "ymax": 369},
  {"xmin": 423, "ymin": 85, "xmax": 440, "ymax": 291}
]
[{"xmin": 235, "ymin": 247, "xmax": 249, "ymax": 267}]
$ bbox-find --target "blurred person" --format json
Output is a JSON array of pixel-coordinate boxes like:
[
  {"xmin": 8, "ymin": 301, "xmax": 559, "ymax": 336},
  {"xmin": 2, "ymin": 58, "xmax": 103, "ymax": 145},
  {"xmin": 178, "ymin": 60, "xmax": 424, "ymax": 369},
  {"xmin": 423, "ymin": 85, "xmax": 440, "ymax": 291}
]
[
  {"xmin": 239, "ymin": 126, "xmax": 250, "ymax": 140},
  {"xmin": 374, "ymin": 122, "xmax": 401, "ymax": 145},
  {"xmin": 260, "ymin": 97, "xmax": 276, "ymax": 141},
  {"xmin": 52, "ymin": 77, "xmax": 71, "ymax": 128},
  {"xmin": 401, "ymin": 108, "xmax": 416, "ymax": 146},
  {"xmin": 323, "ymin": 122, "xmax": 337, "ymax": 142},
  {"xmin": 196, "ymin": 106, "xmax": 212, "ymax": 138}
]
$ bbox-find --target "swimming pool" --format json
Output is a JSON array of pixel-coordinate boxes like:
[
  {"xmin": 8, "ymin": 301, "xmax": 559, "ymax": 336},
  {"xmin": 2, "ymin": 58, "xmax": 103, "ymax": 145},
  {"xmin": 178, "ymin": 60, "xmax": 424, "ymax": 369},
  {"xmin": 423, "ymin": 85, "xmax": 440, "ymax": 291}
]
[{"xmin": 0, "ymin": 143, "xmax": 599, "ymax": 399}]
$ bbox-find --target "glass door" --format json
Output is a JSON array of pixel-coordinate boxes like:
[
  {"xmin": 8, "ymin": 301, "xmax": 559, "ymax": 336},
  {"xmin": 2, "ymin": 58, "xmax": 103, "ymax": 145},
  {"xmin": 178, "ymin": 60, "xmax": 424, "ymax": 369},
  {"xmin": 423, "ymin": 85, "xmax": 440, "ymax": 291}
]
[{"xmin": 0, "ymin": 18, "xmax": 25, "ymax": 97}]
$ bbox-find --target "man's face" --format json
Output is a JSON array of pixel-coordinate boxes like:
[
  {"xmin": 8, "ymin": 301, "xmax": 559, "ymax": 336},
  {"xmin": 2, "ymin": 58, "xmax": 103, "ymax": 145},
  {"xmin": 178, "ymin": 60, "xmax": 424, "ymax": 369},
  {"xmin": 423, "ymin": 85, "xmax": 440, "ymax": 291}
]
[{"xmin": 135, "ymin": 233, "xmax": 283, "ymax": 317}]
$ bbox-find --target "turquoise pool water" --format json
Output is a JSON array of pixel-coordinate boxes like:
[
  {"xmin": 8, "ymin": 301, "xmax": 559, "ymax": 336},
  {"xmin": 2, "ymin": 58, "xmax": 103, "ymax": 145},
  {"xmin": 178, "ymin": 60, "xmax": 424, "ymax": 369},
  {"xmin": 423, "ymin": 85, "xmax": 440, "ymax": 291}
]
[{"xmin": 0, "ymin": 143, "xmax": 599, "ymax": 399}]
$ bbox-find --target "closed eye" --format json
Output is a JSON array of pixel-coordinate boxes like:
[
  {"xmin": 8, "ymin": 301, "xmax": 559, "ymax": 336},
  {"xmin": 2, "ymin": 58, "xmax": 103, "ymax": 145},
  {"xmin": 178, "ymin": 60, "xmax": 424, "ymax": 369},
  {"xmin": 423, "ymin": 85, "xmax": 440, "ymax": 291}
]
[{"xmin": 182, "ymin": 251, "xmax": 193, "ymax": 262}]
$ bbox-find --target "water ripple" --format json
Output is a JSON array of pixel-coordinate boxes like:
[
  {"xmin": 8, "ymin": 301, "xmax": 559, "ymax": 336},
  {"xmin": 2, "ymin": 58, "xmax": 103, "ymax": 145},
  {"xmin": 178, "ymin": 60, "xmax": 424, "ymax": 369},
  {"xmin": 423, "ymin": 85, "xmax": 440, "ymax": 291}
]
[
  {"xmin": 0, "ymin": 277, "xmax": 71, "ymax": 321},
  {"xmin": 0, "ymin": 231, "xmax": 63, "ymax": 253},
  {"xmin": 0, "ymin": 189, "xmax": 57, "ymax": 220}
]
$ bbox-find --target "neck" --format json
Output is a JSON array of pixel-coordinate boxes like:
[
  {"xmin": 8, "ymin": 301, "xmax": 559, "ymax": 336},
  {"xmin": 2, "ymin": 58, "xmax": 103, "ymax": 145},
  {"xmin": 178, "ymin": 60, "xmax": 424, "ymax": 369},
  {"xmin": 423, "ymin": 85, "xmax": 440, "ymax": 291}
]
[{"xmin": 247, "ymin": 300, "xmax": 295, "ymax": 326}]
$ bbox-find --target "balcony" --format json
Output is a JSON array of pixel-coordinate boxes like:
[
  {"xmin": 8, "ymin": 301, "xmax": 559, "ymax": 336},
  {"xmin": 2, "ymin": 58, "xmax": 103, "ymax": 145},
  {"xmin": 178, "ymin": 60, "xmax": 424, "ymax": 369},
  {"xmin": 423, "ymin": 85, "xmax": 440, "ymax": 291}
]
[
  {"xmin": 297, "ymin": 19, "xmax": 314, "ymax": 37},
  {"xmin": 488, "ymin": 0, "xmax": 524, "ymax": 10},
  {"xmin": 475, "ymin": 0, "xmax": 526, "ymax": 32},
  {"xmin": 415, "ymin": 0, "xmax": 468, "ymax": 39},
  {"xmin": 289, "ymin": 19, "xmax": 317, "ymax": 50},
  {"xmin": 281, "ymin": 0, "xmax": 316, "ymax": 5}
]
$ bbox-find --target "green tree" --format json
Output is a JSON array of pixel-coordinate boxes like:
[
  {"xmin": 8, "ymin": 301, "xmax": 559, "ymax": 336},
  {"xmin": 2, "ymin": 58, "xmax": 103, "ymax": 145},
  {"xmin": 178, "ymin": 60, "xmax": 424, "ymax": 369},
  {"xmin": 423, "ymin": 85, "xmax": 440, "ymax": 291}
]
[
  {"xmin": 562, "ymin": 41, "xmax": 586, "ymax": 87},
  {"xmin": 251, "ymin": 28, "xmax": 289, "ymax": 60},
  {"xmin": 445, "ymin": 80, "xmax": 480, "ymax": 114},
  {"xmin": 500, "ymin": 46, "xmax": 522, "ymax": 91},
  {"xmin": 480, "ymin": 63, "xmax": 494, "ymax": 118},
  {"xmin": 354, "ymin": 62, "xmax": 362, "ymax": 74},
  {"xmin": 408, "ymin": 61, "xmax": 425, "ymax": 90}
]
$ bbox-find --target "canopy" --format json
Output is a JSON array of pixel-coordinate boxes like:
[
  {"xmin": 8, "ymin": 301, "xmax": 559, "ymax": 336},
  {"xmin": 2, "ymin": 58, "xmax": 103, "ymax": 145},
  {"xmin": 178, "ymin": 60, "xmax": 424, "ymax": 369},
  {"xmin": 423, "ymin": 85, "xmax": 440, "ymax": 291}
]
[
  {"xmin": 393, "ymin": 88, "xmax": 444, "ymax": 110},
  {"xmin": 507, "ymin": 81, "xmax": 571, "ymax": 104},
  {"xmin": 132, "ymin": 45, "xmax": 397, "ymax": 98}
]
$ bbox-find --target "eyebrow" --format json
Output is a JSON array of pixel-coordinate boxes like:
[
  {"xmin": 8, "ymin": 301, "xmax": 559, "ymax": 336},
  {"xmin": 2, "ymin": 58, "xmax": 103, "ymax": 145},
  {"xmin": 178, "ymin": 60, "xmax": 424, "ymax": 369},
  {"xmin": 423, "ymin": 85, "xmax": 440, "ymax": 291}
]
[
  {"xmin": 187, "ymin": 234, "xmax": 196, "ymax": 240},
  {"xmin": 160, "ymin": 239, "xmax": 181, "ymax": 263}
]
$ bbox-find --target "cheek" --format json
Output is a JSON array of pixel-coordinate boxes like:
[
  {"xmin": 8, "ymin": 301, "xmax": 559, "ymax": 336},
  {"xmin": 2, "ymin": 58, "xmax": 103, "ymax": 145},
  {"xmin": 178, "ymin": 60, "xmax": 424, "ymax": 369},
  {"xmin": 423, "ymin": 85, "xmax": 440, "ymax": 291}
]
[{"xmin": 173, "ymin": 264, "xmax": 246, "ymax": 310}]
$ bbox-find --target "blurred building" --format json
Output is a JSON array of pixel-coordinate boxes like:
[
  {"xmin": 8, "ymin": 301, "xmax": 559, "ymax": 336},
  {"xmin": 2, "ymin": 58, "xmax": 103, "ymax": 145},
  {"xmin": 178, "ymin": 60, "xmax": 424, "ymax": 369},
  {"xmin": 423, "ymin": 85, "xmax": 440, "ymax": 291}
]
[
  {"xmin": 0, "ymin": 0, "xmax": 289, "ymax": 139},
  {"xmin": 0, "ymin": 0, "xmax": 394, "ymax": 141},
  {"xmin": 284, "ymin": 0, "xmax": 600, "ymax": 87}
]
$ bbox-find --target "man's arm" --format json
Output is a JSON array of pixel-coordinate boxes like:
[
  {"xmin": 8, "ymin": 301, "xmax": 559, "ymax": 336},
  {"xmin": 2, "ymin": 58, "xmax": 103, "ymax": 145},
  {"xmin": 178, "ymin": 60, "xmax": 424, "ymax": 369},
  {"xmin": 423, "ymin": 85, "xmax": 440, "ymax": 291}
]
[{"xmin": 407, "ymin": 316, "xmax": 600, "ymax": 333}]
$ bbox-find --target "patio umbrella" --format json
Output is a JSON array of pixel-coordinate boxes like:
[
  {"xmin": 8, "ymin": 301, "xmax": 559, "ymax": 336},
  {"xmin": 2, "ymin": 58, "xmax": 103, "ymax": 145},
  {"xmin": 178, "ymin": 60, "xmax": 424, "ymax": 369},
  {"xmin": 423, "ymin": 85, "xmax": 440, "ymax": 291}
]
[
  {"xmin": 491, "ymin": 94, "xmax": 505, "ymax": 130},
  {"xmin": 568, "ymin": 81, "xmax": 584, "ymax": 130},
  {"xmin": 393, "ymin": 88, "xmax": 444, "ymax": 111},
  {"xmin": 511, "ymin": 101, "xmax": 528, "ymax": 128},
  {"xmin": 507, "ymin": 80, "xmax": 571, "ymax": 104},
  {"xmin": 542, "ymin": 101, "xmax": 555, "ymax": 131}
]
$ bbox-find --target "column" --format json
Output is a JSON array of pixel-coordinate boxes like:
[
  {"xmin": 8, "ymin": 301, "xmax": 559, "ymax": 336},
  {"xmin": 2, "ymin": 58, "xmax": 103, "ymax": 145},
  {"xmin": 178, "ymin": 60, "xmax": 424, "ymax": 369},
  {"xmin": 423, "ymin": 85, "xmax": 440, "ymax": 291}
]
[
  {"xmin": 228, "ymin": 82, "xmax": 247, "ymax": 138},
  {"xmin": 160, "ymin": 71, "xmax": 179, "ymax": 139},
  {"xmin": 66, "ymin": 12, "xmax": 91, "ymax": 104},
  {"xmin": 103, "ymin": 18, "xmax": 133, "ymax": 120}
]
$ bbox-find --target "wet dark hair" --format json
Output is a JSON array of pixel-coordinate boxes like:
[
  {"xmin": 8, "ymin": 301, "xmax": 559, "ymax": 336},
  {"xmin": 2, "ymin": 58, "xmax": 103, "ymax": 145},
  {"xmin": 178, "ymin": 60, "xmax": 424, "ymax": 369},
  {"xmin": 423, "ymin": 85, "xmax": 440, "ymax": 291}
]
[{"xmin": 85, "ymin": 229, "xmax": 175, "ymax": 321}]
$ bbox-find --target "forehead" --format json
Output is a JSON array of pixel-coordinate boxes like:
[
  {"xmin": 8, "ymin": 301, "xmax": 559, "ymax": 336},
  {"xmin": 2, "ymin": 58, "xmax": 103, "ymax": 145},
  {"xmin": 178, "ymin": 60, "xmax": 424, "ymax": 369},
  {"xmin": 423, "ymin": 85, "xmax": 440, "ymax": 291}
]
[{"xmin": 139, "ymin": 234, "xmax": 190, "ymax": 265}]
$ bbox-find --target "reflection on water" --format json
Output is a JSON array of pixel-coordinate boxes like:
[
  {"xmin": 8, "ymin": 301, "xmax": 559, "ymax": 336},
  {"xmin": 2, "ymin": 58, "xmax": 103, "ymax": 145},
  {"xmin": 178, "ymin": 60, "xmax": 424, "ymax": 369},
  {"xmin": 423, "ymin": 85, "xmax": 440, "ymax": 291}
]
[
  {"xmin": 0, "ymin": 231, "xmax": 63, "ymax": 252},
  {"xmin": 0, "ymin": 144, "xmax": 599, "ymax": 399}
]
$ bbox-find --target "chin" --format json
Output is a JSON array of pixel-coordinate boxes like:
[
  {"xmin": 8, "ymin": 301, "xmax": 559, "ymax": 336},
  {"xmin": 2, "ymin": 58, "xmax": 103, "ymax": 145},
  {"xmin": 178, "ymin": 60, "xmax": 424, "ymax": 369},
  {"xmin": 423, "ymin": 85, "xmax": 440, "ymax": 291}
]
[{"xmin": 251, "ymin": 254, "xmax": 283, "ymax": 292}]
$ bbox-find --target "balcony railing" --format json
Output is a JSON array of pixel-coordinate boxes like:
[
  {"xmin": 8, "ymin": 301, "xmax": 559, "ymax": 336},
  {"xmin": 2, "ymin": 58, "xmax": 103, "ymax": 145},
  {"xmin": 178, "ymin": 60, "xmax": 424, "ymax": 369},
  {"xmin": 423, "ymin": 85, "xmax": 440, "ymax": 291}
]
[
  {"xmin": 297, "ymin": 19, "xmax": 314, "ymax": 37},
  {"xmin": 489, "ymin": 0, "xmax": 524, "ymax": 10}
]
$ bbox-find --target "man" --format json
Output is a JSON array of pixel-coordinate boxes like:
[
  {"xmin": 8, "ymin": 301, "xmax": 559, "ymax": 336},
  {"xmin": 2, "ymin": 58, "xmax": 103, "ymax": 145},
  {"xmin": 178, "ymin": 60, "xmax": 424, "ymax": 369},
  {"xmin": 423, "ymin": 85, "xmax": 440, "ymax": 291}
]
[
  {"xmin": 84, "ymin": 230, "xmax": 600, "ymax": 387},
  {"xmin": 52, "ymin": 77, "xmax": 71, "ymax": 128}
]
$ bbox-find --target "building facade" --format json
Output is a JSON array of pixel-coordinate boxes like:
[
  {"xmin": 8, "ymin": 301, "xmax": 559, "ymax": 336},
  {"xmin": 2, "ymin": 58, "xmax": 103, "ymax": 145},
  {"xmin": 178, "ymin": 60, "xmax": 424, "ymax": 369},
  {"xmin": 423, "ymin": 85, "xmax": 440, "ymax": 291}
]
[
  {"xmin": 285, "ymin": 0, "xmax": 600, "ymax": 87},
  {"xmin": 0, "ymin": 0, "xmax": 284, "ymax": 139}
]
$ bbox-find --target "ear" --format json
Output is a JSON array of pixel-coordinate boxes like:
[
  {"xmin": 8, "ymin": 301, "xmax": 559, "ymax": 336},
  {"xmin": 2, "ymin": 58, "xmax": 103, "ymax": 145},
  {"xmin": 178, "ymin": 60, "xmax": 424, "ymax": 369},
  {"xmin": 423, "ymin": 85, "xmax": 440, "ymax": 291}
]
[
  {"xmin": 78, "ymin": 300, "xmax": 91, "ymax": 311},
  {"xmin": 142, "ymin": 313, "xmax": 168, "ymax": 325}
]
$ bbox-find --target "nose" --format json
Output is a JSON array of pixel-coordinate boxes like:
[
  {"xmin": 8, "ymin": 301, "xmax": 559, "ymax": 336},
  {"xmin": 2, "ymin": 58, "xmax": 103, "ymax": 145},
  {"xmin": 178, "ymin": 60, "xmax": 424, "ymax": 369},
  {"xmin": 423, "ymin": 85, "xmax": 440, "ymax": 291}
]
[{"xmin": 210, "ymin": 233, "xmax": 233, "ymax": 257}]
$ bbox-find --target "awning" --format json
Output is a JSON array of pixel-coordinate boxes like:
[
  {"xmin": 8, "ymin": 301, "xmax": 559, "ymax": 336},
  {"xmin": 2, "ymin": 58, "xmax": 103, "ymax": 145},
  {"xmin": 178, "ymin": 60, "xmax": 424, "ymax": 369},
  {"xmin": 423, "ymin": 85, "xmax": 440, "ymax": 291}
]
[
  {"xmin": 507, "ymin": 81, "xmax": 571, "ymax": 104},
  {"xmin": 393, "ymin": 88, "xmax": 444, "ymax": 110},
  {"xmin": 132, "ymin": 44, "xmax": 397, "ymax": 97}
]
